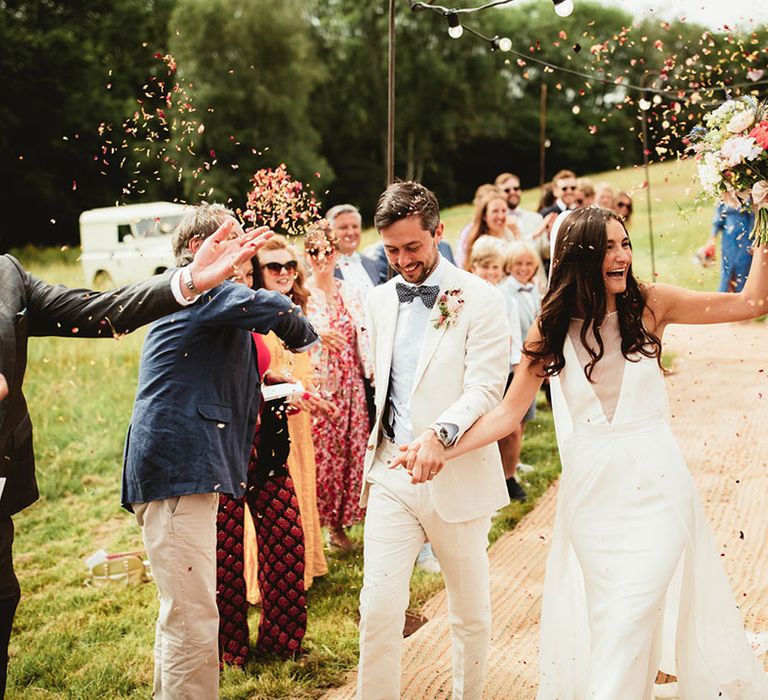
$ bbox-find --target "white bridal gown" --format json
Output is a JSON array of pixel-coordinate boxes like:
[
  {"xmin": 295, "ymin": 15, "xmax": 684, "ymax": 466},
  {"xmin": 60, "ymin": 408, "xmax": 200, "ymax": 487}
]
[{"xmin": 537, "ymin": 312, "xmax": 768, "ymax": 700}]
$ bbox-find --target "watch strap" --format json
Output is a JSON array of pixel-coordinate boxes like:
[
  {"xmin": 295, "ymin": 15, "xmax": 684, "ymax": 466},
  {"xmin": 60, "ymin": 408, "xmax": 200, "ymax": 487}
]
[{"xmin": 182, "ymin": 266, "xmax": 202, "ymax": 296}]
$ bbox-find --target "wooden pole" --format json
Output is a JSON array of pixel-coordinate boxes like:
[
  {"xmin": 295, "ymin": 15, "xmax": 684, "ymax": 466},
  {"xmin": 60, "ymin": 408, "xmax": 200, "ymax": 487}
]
[
  {"xmin": 387, "ymin": 0, "xmax": 396, "ymax": 185},
  {"xmin": 640, "ymin": 108, "xmax": 657, "ymax": 279},
  {"xmin": 639, "ymin": 69, "xmax": 659, "ymax": 279},
  {"xmin": 539, "ymin": 82, "xmax": 547, "ymax": 188}
]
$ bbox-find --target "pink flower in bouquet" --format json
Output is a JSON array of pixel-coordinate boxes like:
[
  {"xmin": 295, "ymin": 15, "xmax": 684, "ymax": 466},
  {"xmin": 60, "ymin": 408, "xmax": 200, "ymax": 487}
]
[
  {"xmin": 753, "ymin": 181, "xmax": 768, "ymax": 210},
  {"xmin": 749, "ymin": 121, "xmax": 768, "ymax": 151}
]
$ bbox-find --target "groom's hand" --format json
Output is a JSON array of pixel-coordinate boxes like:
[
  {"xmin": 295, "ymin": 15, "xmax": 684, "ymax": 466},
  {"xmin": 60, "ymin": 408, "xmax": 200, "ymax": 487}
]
[{"xmin": 404, "ymin": 430, "xmax": 446, "ymax": 484}]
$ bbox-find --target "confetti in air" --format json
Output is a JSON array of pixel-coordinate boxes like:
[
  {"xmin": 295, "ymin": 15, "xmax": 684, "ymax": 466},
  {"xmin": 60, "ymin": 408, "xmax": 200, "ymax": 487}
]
[{"xmin": 243, "ymin": 164, "xmax": 321, "ymax": 237}]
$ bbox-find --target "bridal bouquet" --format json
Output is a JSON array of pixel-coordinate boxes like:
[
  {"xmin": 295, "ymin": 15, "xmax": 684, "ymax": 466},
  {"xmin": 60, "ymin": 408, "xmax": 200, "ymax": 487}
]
[{"xmin": 688, "ymin": 96, "xmax": 768, "ymax": 244}]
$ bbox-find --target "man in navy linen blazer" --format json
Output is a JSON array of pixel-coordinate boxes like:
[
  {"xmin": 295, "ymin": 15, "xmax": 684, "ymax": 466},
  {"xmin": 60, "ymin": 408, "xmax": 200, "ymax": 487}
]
[{"xmin": 121, "ymin": 203, "xmax": 317, "ymax": 699}]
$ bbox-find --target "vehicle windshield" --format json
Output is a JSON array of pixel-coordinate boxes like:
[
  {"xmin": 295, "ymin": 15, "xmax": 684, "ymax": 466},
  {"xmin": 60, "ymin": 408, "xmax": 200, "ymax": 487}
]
[{"xmin": 133, "ymin": 215, "xmax": 183, "ymax": 238}]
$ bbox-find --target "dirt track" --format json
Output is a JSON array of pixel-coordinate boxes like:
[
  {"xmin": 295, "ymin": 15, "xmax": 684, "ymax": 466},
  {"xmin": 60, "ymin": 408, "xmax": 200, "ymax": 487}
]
[{"xmin": 325, "ymin": 322, "xmax": 768, "ymax": 699}]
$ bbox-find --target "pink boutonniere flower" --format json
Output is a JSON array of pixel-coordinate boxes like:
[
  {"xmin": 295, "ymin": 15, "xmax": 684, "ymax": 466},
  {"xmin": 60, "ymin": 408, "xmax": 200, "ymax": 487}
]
[{"xmin": 433, "ymin": 289, "xmax": 464, "ymax": 329}]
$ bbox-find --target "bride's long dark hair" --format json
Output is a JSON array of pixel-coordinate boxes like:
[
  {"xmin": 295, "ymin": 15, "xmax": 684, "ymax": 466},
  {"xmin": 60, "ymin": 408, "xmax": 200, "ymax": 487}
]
[{"xmin": 525, "ymin": 206, "xmax": 662, "ymax": 381}]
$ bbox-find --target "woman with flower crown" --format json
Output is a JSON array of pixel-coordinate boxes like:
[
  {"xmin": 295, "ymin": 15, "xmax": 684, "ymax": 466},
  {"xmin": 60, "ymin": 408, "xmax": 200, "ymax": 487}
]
[{"xmin": 394, "ymin": 205, "xmax": 768, "ymax": 698}]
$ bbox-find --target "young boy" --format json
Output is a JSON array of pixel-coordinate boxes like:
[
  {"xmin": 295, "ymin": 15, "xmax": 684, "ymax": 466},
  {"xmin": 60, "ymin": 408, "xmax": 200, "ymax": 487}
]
[
  {"xmin": 468, "ymin": 239, "xmax": 526, "ymax": 500},
  {"xmin": 499, "ymin": 241, "xmax": 544, "ymax": 498}
]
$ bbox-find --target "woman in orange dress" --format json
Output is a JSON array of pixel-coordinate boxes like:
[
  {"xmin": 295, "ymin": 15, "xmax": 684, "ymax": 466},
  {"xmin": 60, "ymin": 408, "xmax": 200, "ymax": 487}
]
[{"xmin": 242, "ymin": 236, "xmax": 334, "ymax": 600}]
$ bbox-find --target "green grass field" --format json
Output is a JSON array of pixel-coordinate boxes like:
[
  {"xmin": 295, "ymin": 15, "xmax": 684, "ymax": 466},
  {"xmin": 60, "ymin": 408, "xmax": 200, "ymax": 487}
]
[{"xmin": 9, "ymin": 157, "xmax": 721, "ymax": 698}]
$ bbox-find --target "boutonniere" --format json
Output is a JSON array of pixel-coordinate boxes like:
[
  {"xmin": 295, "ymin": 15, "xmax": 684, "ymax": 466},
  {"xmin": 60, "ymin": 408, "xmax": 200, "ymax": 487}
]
[{"xmin": 433, "ymin": 289, "xmax": 464, "ymax": 329}]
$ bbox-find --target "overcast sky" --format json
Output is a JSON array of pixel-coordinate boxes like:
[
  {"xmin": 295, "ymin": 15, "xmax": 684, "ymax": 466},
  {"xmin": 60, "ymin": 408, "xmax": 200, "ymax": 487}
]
[{"xmin": 575, "ymin": 0, "xmax": 767, "ymax": 30}]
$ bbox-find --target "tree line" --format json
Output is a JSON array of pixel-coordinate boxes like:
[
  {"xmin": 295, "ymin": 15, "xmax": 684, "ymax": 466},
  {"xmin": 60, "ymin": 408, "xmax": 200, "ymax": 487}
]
[{"xmin": 1, "ymin": 0, "xmax": 765, "ymax": 248}]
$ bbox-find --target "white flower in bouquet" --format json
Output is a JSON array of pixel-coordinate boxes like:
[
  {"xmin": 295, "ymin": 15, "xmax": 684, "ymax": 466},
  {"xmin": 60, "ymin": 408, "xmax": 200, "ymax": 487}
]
[
  {"xmin": 721, "ymin": 135, "xmax": 762, "ymax": 167},
  {"xmin": 727, "ymin": 111, "xmax": 755, "ymax": 134},
  {"xmin": 705, "ymin": 100, "xmax": 741, "ymax": 129},
  {"xmin": 697, "ymin": 152, "xmax": 724, "ymax": 195}
]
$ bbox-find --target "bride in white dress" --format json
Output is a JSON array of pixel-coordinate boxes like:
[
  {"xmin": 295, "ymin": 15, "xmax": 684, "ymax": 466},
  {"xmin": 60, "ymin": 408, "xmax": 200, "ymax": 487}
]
[{"xmin": 393, "ymin": 206, "xmax": 768, "ymax": 699}]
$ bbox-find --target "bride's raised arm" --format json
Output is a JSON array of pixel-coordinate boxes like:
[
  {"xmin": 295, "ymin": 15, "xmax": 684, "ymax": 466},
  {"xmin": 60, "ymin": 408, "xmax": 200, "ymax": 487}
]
[{"xmin": 649, "ymin": 244, "xmax": 768, "ymax": 326}]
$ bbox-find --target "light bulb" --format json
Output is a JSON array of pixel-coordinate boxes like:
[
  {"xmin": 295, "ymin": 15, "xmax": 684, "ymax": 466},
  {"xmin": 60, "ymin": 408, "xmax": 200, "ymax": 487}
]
[
  {"xmin": 553, "ymin": 0, "xmax": 574, "ymax": 17},
  {"xmin": 498, "ymin": 36, "xmax": 512, "ymax": 52},
  {"xmin": 447, "ymin": 13, "xmax": 463, "ymax": 39},
  {"xmin": 638, "ymin": 98, "xmax": 652, "ymax": 111}
]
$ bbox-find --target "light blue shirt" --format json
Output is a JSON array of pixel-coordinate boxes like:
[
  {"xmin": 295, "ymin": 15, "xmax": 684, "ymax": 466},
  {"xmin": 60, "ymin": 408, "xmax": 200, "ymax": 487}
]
[
  {"xmin": 387, "ymin": 255, "xmax": 458, "ymax": 446},
  {"xmin": 502, "ymin": 276, "xmax": 541, "ymax": 340}
]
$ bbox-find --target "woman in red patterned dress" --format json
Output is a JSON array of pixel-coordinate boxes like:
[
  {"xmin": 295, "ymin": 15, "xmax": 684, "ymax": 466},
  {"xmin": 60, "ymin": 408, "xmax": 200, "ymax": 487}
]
[
  {"xmin": 216, "ymin": 261, "xmax": 310, "ymax": 664},
  {"xmin": 304, "ymin": 222, "xmax": 372, "ymax": 551}
]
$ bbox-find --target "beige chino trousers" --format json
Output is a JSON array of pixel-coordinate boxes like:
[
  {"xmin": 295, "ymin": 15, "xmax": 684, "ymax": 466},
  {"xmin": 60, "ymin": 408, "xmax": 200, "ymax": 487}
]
[{"xmin": 134, "ymin": 492, "xmax": 220, "ymax": 700}]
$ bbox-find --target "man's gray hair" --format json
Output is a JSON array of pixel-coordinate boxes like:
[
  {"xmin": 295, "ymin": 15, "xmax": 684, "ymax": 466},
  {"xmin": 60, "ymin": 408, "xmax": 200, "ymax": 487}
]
[
  {"xmin": 171, "ymin": 202, "xmax": 234, "ymax": 266},
  {"xmin": 326, "ymin": 203, "xmax": 361, "ymax": 228}
]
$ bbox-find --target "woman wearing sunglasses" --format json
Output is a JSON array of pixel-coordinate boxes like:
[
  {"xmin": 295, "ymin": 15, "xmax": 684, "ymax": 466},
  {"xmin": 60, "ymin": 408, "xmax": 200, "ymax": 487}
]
[
  {"xmin": 304, "ymin": 221, "xmax": 373, "ymax": 551},
  {"xmin": 614, "ymin": 192, "xmax": 634, "ymax": 226},
  {"xmin": 250, "ymin": 236, "xmax": 338, "ymax": 588}
]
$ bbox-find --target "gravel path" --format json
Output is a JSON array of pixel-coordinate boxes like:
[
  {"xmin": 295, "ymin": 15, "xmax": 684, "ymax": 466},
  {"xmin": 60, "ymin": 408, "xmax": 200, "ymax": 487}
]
[{"xmin": 325, "ymin": 322, "xmax": 768, "ymax": 699}]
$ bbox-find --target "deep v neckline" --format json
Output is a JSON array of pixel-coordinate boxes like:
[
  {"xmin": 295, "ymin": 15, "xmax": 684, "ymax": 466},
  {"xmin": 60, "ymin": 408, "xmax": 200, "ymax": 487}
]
[{"xmin": 564, "ymin": 333, "xmax": 629, "ymax": 425}]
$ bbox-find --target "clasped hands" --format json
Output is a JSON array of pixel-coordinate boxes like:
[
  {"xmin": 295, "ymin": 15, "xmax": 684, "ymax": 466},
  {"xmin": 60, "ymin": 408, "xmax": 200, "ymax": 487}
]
[{"xmin": 388, "ymin": 429, "xmax": 447, "ymax": 485}]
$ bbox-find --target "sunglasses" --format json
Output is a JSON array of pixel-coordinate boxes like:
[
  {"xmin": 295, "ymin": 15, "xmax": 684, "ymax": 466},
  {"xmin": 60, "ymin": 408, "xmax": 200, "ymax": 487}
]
[
  {"xmin": 306, "ymin": 247, "xmax": 336, "ymax": 258},
  {"xmin": 560, "ymin": 185, "xmax": 578, "ymax": 191},
  {"xmin": 261, "ymin": 261, "xmax": 298, "ymax": 275},
  {"xmin": 504, "ymin": 186, "xmax": 521, "ymax": 193},
  {"xmin": 616, "ymin": 202, "xmax": 632, "ymax": 211}
]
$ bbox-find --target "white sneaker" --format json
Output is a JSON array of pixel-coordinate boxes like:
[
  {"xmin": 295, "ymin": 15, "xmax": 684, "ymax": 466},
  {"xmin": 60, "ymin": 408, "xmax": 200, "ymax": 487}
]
[
  {"xmin": 416, "ymin": 544, "xmax": 441, "ymax": 574},
  {"xmin": 516, "ymin": 462, "xmax": 535, "ymax": 473}
]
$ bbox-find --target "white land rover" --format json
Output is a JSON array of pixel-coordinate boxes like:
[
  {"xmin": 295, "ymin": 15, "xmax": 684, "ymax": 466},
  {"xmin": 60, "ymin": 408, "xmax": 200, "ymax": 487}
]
[{"xmin": 79, "ymin": 201, "xmax": 188, "ymax": 288}]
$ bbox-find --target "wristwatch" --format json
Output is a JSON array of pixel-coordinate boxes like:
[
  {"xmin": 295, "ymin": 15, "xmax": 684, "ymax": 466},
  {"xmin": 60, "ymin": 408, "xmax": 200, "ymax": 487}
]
[
  {"xmin": 182, "ymin": 266, "xmax": 202, "ymax": 296},
  {"xmin": 430, "ymin": 423, "xmax": 452, "ymax": 448}
]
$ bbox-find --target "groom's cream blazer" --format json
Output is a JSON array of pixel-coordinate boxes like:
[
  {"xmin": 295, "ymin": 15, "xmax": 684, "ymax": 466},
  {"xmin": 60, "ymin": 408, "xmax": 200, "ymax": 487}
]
[{"xmin": 362, "ymin": 260, "xmax": 510, "ymax": 523}]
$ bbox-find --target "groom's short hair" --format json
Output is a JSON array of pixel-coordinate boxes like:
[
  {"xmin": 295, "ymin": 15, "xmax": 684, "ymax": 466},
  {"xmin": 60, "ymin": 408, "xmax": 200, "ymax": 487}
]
[{"xmin": 374, "ymin": 181, "xmax": 440, "ymax": 236}]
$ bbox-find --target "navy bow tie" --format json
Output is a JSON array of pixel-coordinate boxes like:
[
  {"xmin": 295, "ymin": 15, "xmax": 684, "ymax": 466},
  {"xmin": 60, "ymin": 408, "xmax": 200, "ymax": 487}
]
[{"xmin": 396, "ymin": 282, "xmax": 440, "ymax": 308}]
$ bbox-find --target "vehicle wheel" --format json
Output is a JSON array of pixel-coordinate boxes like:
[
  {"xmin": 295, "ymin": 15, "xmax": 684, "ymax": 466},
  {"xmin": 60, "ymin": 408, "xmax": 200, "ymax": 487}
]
[{"xmin": 93, "ymin": 271, "xmax": 115, "ymax": 290}]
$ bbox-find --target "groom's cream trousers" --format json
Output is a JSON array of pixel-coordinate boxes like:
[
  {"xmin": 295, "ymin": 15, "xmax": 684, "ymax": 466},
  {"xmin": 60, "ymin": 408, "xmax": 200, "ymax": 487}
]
[{"xmin": 357, "ymin": 439, "xmax": 493, "ymax": 700}]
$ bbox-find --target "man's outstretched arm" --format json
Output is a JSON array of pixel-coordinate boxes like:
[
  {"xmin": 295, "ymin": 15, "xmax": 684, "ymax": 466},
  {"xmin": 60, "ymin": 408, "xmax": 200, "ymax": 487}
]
[{"xmin": 19, "ymin": 222, "xmax": 273, "ymax": 338}]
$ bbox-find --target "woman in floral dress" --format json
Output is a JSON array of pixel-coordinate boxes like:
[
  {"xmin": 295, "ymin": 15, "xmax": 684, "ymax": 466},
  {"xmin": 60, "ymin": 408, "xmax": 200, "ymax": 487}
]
[{"xmin": 305, "ymin": 221, "xmax": 372, "ymax": 551}]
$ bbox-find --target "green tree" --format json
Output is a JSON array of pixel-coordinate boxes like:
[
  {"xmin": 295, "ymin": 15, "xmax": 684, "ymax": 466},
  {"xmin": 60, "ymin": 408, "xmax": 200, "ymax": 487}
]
[
  {"xmin": 168, "ymin": 0, "xmax": 329, "ymax": 206},
  {"xmin": 0, "ymin": 0, "xmax": 177, "ymax": 248}
]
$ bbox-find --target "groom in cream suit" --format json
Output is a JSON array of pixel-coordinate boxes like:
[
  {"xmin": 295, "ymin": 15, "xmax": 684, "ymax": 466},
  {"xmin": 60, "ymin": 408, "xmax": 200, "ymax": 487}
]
[{"xmin": 357, "ymin": 181, "xmax": 510, "ymax": 699}]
